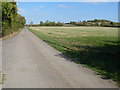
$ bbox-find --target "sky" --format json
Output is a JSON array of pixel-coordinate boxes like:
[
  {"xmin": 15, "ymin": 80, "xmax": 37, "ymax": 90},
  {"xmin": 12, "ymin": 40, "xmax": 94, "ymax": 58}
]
[
  {"xmin": 17, "ymin": 2, "xmax": 118, "ymax": 24},
  {"xmin": 16, "ymin": 0, "xmax": 119, "ymax": 2}
]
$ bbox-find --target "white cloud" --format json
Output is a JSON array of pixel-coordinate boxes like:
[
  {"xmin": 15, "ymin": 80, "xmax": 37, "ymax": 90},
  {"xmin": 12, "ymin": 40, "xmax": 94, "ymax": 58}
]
[
  {"xmin": 33, "ymin": 6, "xmax": 46, "ymax": 11},
  {"xmin": 33, "ymin": 8, "xmax": 40, "ymax": 11},
  {"xmin": 88, "ymin": 2, "xmax": 99, "ymax": 4},
  {"xmin": 18, "ymin": 8, "xmax": 25, "ymax": 14},
  {"xmin": 58, "ymin": 4, "xmax": 74, "ymax": 8},
  {"xmin": 39, "ymin": 6, "xmax": 46, "ymax": 8}
]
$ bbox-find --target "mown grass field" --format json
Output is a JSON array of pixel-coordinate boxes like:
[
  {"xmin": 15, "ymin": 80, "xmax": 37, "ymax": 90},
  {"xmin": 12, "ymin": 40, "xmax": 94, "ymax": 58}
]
[{"xmin": 29, "ymin": 26, "xmax": 119, "ymax": 84}]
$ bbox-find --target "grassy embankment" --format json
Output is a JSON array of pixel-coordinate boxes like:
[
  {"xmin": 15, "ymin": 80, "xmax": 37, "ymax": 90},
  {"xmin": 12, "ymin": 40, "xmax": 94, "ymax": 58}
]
[{"xmin": 29, "ymin": 26, "xmax": 119, "ymax": 84}]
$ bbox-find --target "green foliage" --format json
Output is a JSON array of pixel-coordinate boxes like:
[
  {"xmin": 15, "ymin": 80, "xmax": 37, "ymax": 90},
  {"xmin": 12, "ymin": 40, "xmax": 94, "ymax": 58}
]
[
  {"xmin": 56, "ymin": 22, "xmax": 64, "ymax": 26},
  {"xmin": 40, "ymin": 21, "xmax": 44, "ymax": 26},
  {"xmin": 87, "ymin": 19, "xmax": 111, "ymax": 22},
  {"xmin": 69, "ymin": 19, "xmax": 120, "ymax": 27},
  {"xmin": 28, "ymin": 20, "xmax": 64, "ymax": 27},
  {"xmin": 70, "ymin": 21, "xmax": 77, "ymax": 24},
  {"xmin": 39, "ymin": 20, "xmax": 64, "ymax": 26},
  {"xmin": 1, "ymin": 2, "xmax": 26, "ymax": 37}
]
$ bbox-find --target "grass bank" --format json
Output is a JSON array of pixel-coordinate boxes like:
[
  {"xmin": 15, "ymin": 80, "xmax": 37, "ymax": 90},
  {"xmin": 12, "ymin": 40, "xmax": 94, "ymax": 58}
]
[{"xmin": 29, "ymin": 26, "xmax": 119, "ymax": 84}]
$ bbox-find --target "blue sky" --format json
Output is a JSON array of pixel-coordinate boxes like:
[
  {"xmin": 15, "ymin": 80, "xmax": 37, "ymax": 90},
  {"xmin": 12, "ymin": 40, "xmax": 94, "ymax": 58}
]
[{"xmin": 17, "ymin": 2, "xmax": 118, "ymax": 24}]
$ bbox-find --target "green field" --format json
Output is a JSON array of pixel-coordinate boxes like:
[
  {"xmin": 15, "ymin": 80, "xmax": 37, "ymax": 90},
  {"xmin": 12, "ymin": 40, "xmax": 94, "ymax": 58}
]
[{"xmin": 29, "ymin": 26, "xmax": 119, "ymax": 84}]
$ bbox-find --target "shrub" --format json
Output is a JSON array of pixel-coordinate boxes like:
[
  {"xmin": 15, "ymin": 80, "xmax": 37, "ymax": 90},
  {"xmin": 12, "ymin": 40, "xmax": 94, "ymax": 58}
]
[{"xmin": 2, "ymin": 2, "xmax": 26, "ymax": 37}]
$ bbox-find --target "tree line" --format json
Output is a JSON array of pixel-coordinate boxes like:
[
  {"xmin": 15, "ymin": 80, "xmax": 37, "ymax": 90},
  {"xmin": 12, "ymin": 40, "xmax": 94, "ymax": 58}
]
[
  {"xmin": 28, "ymin": 20, "xmax": 64, "ymax": 27},
  {"xmin": 40, "ymin": 20, "xmax": 64, "ymax": 26},
  {"xmin": 69, "ymin": 19, "xmax": 120, "ymax": 27},
  {"xmin": 1, "ymin": 2, "xmax": 26, "ymax": 37},
  {"xmin": 28, "ymin": 19, "xmax": 120, "ymax": 27}
]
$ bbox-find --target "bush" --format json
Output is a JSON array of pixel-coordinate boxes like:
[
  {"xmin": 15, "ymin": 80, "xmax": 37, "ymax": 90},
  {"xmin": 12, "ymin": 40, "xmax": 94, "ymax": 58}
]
[{"xmin": 2, "ymin": 2, "xmax": 26, "ymax": 37}]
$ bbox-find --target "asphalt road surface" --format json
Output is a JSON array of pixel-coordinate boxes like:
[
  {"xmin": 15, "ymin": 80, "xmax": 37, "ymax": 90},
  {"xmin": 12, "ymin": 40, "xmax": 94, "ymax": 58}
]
[{"xmin": 2, "ymin": 27, "xmax": 118, "ymax": 88}]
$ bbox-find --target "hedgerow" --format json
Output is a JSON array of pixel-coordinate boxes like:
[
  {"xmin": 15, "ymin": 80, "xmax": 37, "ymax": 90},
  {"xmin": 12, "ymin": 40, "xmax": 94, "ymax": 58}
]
[{"xmin": 1, "ymin": 2, "xmax": 26, "ymax": 37}]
